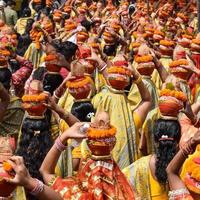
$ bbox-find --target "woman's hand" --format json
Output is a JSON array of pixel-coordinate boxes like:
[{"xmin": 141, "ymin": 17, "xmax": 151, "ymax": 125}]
[
  {"xmin": 4, "ymin": 156, "xmax": 34, "ymax": 189},
  {"xmin": 44, "ymin": 95, "xmax": 58, "ymax": 111},
  {"xmin": 191, "ymin": 128, "xmax": 200, "ymax": 147},
  {"xmin": 61, "ymin": 122, "xmax": 88, "ymax": 141}
]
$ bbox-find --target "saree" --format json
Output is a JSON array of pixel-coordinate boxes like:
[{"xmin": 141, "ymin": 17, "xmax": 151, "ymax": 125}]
[
  {"xmin": 141, "ymin": 107, "xmax": 160, "ymax": 155},
  {"xmin": 128, "ymin": 76, "xmax": 159, "ymax": 111},
  {"xmin": 123, "ymin": 155, "xmax": 168, "ymax": 200},
  {"xmin": 92, "ymin": 86, "xmax": 141, "ymax": 169},
  {"xmin": 51, "ymin": 157, "xmax": 137, "ymax": 200},
  {"xmin": 0, "ymin": 96, "xmax": 24, "ymax": 138},
  {"xmin": 24, "ymin": 43, "xmax": 45, "ymax": 68},
  {"xmin": 152, "ymin": 56, "xmax": 172, "ymax": 90}
]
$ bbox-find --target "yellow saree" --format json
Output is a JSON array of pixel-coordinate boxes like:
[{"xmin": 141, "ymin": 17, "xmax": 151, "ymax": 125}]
[
  {"xmin": 123, "ymin": 155, "xmax": 168, "ymax": 200},
  {"xmin": 92, "ymin": 86, "xmax": 141, "ymax": 169}
]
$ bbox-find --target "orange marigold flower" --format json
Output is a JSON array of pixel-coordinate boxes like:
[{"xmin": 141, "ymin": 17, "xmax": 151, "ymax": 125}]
[
  {"xmin": 169, "ymin": 59, "xmax": 188, "ymax": 68},
  {"xmin": 22, "ymin": 93, "xmax": 48, "ymax": 102},
  {"xmin": 107, "ymin": 66, "xmax": 132, "ymax": 76},
  {"xmin": 3, "ymin": 161, "xmax": 13, "ymax": 172},
  {"xmin": 192, "ymin": 39, "xmax": 200, "ymax": 45},
  {"xmin": 135, "ymin": 55, "xmax": 153, "ymax": 63},
  {"xmin": 160, "ymin": 89, "xmax": 187, "ymax": 102},
  {"xmin": 154, "ymin": 30, "xmax": 165, "ymax": 37},
  {"xmin": 66, "ymin": 76, "xmax": 93, "ymax": 89},
  {"xmin": 87, "ymin": 126, "xmax": 116, "ymax": 139},
  {"xmin": 182, "ymin": 34, "xmax": 193, "ymax": 40},
  {"xmin": 160, "ymin": 40, "xmax": 175, "ymax": 47}
]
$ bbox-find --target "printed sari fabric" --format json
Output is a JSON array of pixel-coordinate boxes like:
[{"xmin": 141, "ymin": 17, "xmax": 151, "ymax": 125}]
[
  {"xmin": 123, "ymin": 155, "xmax": 168, "ymax": 200},
  {"xmin": 51, "ymin": 158, "xmax": 137, "ymax": 200}
]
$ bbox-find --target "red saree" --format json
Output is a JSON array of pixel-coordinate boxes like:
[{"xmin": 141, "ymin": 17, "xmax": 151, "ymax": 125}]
[{"xmin": 52, "ymin": 158, "xmax": 137, "ymax": 200}]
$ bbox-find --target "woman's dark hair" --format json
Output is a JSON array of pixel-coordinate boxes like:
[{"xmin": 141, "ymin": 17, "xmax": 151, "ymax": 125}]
[
  {"xmin": 37, "ymin": 8, "xmax": 50, "ymax": 20},
  {"xmin": 103, "ymin": 44, "xmax": 118, "ymax": 57},
  {"xmin": 21, "ymin": 7, "xmax": 31, "ymax": 18},
  {"xmin": 32, "ymin": 67, "xmax": 47, "ymax": 81},
  {"xmin": 25, "ymin": 18, "xmax": 35, "ymax": 33},
  {"xmin": 71, "ymin": 101, "xmax": 95, "ymax": 122},
  {"xmin": 0, "ymin": 68, "xmax": 12, "ymax": 90},
  {"xmin": 81, "ymin": 19, "xmax": 93, "ymax": 32},
  {"xmin": 8, "ymin": 59, "xmax": 20, "ymax": 73},
  {"xmin": 153, "ymin": 119, "xmax": 181, "ymax": 184},
  {"xmin": 43, "ymin": 73, "xmax": 63, "ymax": 95},
  {"xmin": 51, "ymin": 40, "xmax": 78, "ymax": 61},
  {"xmin": 17, "ymin": 118, "xmax": 53, "ymax": 180}
]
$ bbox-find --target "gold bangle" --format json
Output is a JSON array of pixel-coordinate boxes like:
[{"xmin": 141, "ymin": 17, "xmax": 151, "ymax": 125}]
[{"xmin": 133, "ymin": 76, "xmax": 142, "ymax": 84}]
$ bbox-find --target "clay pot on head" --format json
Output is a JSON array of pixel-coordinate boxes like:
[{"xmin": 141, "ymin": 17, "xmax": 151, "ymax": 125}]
[
  {"xmin": 0, "ymin": 167, "xmax": 16, "ymax": 197},
  {"xmin": 46, "ymin": 64, "xmax": 61, "ymax": 73},
  {"xmin": 108, "ymin": 73, "xmax": 130, "ymax": 90},
  {"xmin": 87, "ymin": 137, "xmax": 116, "ymax": 156},
  {"xmin": 159, "ymin": 97, "xmax": 183, "ymax": 117},
  {"xmin": 137, "ymin": 62, "xmax": 155, "ymax": 76},
  {"xmin": 23, "ymin": 102, "xmax": 47, "ymax": 116}
]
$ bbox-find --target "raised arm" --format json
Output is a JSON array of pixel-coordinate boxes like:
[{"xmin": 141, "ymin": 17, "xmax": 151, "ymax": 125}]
[
  {"xmin": 40, "ymin": 122, "xmax": 86, "ymax": 184},
  {"xmin": 133, "ymin": 70, "xmax": 152, "ymax": 125},
  {"xmin": 166, "ymin": 130, "xmax": 200, "ymax": 190}
]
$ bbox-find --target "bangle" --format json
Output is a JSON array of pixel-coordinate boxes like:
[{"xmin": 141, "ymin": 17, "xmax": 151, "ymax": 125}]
[
  {"xmin": 53, "ymin": 91, "xmax": 60, "ymax": 100},
  {"xmin": 99, "ymin": 64, "xmax": 107, "ymax": 72},
  {"xmin": 133, "ymin": 76, "xmax": 142, "ymax": 84},
  {"xmin": 30, "ymin": 179, "xmax": 44, "ymax": 196},
  {"xmin": 55, "ymin": 136, "xmax": 67, "ymax": 152}
]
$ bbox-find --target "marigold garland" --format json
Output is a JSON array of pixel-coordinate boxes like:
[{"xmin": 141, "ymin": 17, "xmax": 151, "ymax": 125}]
[
  {"xmin": 0, "ymin": 49, "xmax": 10, "ymax": 56},
  {"xmin": 22, "ymin": 93, "xmax": 48, "ymax": 102},
  {"xmin": 182, "ymin": 34, "xmax": 193, "ymax": 40},
  {"xmin": 131, "ymin": 42, "xmax": 141, "ymax": 48},
  {"xmin": 67, "ymin": 76, "xmax": 92, "ymax": 89},
  {"xmin": 45, "ymin": 54, "xmax": 58, "ymax": 62},
  {"xmin": 2, "ymin": 161, "xmax": 13, "ymax": 172},
  {"xmin": 192, "ymin": 39, "xmax": 200, "ymax": 45},
  {"xmin": 87, "ymin": 126, "xmax": 116, "ymax": 139},
  {"xmin": 160, "ymin": 40, "xmax": 175, "ymax": 47},
  {"xmin": 160, "ymin": 89, "xmax": 187, "ymax": 102},
  {"xmin": 154, "ymin": 30, "xmax": 165, "ymax": 37},
  {"xmin": 169, "ymin": 59, "xmax": 188, "ymax": 68},
  {"xmin": 107, "ymin": 66, "xmax": 132, "ymax": 76},
  {"xmin": 135, "ymin": 55, "xmax": 153, "ymax": 63}
]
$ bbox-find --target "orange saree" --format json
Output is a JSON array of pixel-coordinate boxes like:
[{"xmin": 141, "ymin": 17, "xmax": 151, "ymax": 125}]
[{"xmin": 51, "ymin": 158, "xmax": 137, "ymax": 200}]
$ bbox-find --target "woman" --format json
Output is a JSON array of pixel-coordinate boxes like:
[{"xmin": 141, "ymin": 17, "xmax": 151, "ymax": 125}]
[
  {"xmin": 15, "ymin": 7, "xmax": 32, "ymax": 35},
  {"xmin": 166, "ymin": 130, "xmax": 200, "ymax": 200},
  {"xmin": 91, "ymin": 51, "xmax": 151, "ymax": 168},
  {"xmin": 123, "ymin": 118, "xmax": 181, "ymax": 200},
  {"xmin": 4, "ymin": 112, "xmax": 139, "ymax": 200}
]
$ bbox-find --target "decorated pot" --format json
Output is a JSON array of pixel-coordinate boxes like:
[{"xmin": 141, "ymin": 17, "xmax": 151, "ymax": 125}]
[
  {"xmin": 159, "ymin": 98, "xmax": 183, "ymax": 117},
  {"xmin": 67, "ymin": 77, "xmax": 92, "ymax": 100},
  {"xmin": 22, "ymin": 93, "xmax": 48, "ymax": 116},
  {"xmin": 45, "ymin": 64, "xmax": 61, "ymax": 73},
  {"xmin": 0, "ymin": 164, "xmax": 16, "ymax": 197},
  {"xmin": 87, "ymin": 137, "xmax": 116, "ymax": 156}
]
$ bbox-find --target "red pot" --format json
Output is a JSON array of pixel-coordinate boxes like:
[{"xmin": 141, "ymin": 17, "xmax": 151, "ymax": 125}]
[
  {"xmin": 23, "ymin": 102, "xmax": 47, "ymax": 116},
  {"xmin": 159, "ymin": 99, "xmax": 182, "ymax": 117},
  {"xmin": 137, "ymin": 66, "xmax": 154, "ymax": 76},
  {"xmin": 0, "ymin": 166, "xmax": 16, "ymax": 197},
  {"xmin": 171, "ymin": 71, "xmax": 191, "ymax": 80},
  {"xmin": 87, "ymin": 137, "xmax": 116, "ymax": 156},
  {"xmin": 69, "ymin": 85, "xmax": 91, "ymax": 100},
  {"xmin": 46, "ymin": 64, "xmax": 61, "ymax": 73}
]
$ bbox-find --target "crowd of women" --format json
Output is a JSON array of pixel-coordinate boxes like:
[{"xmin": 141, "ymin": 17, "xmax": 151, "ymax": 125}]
[{"xmin": 0, "ymin": 0, "xmax": 200, "ymax": 199}]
